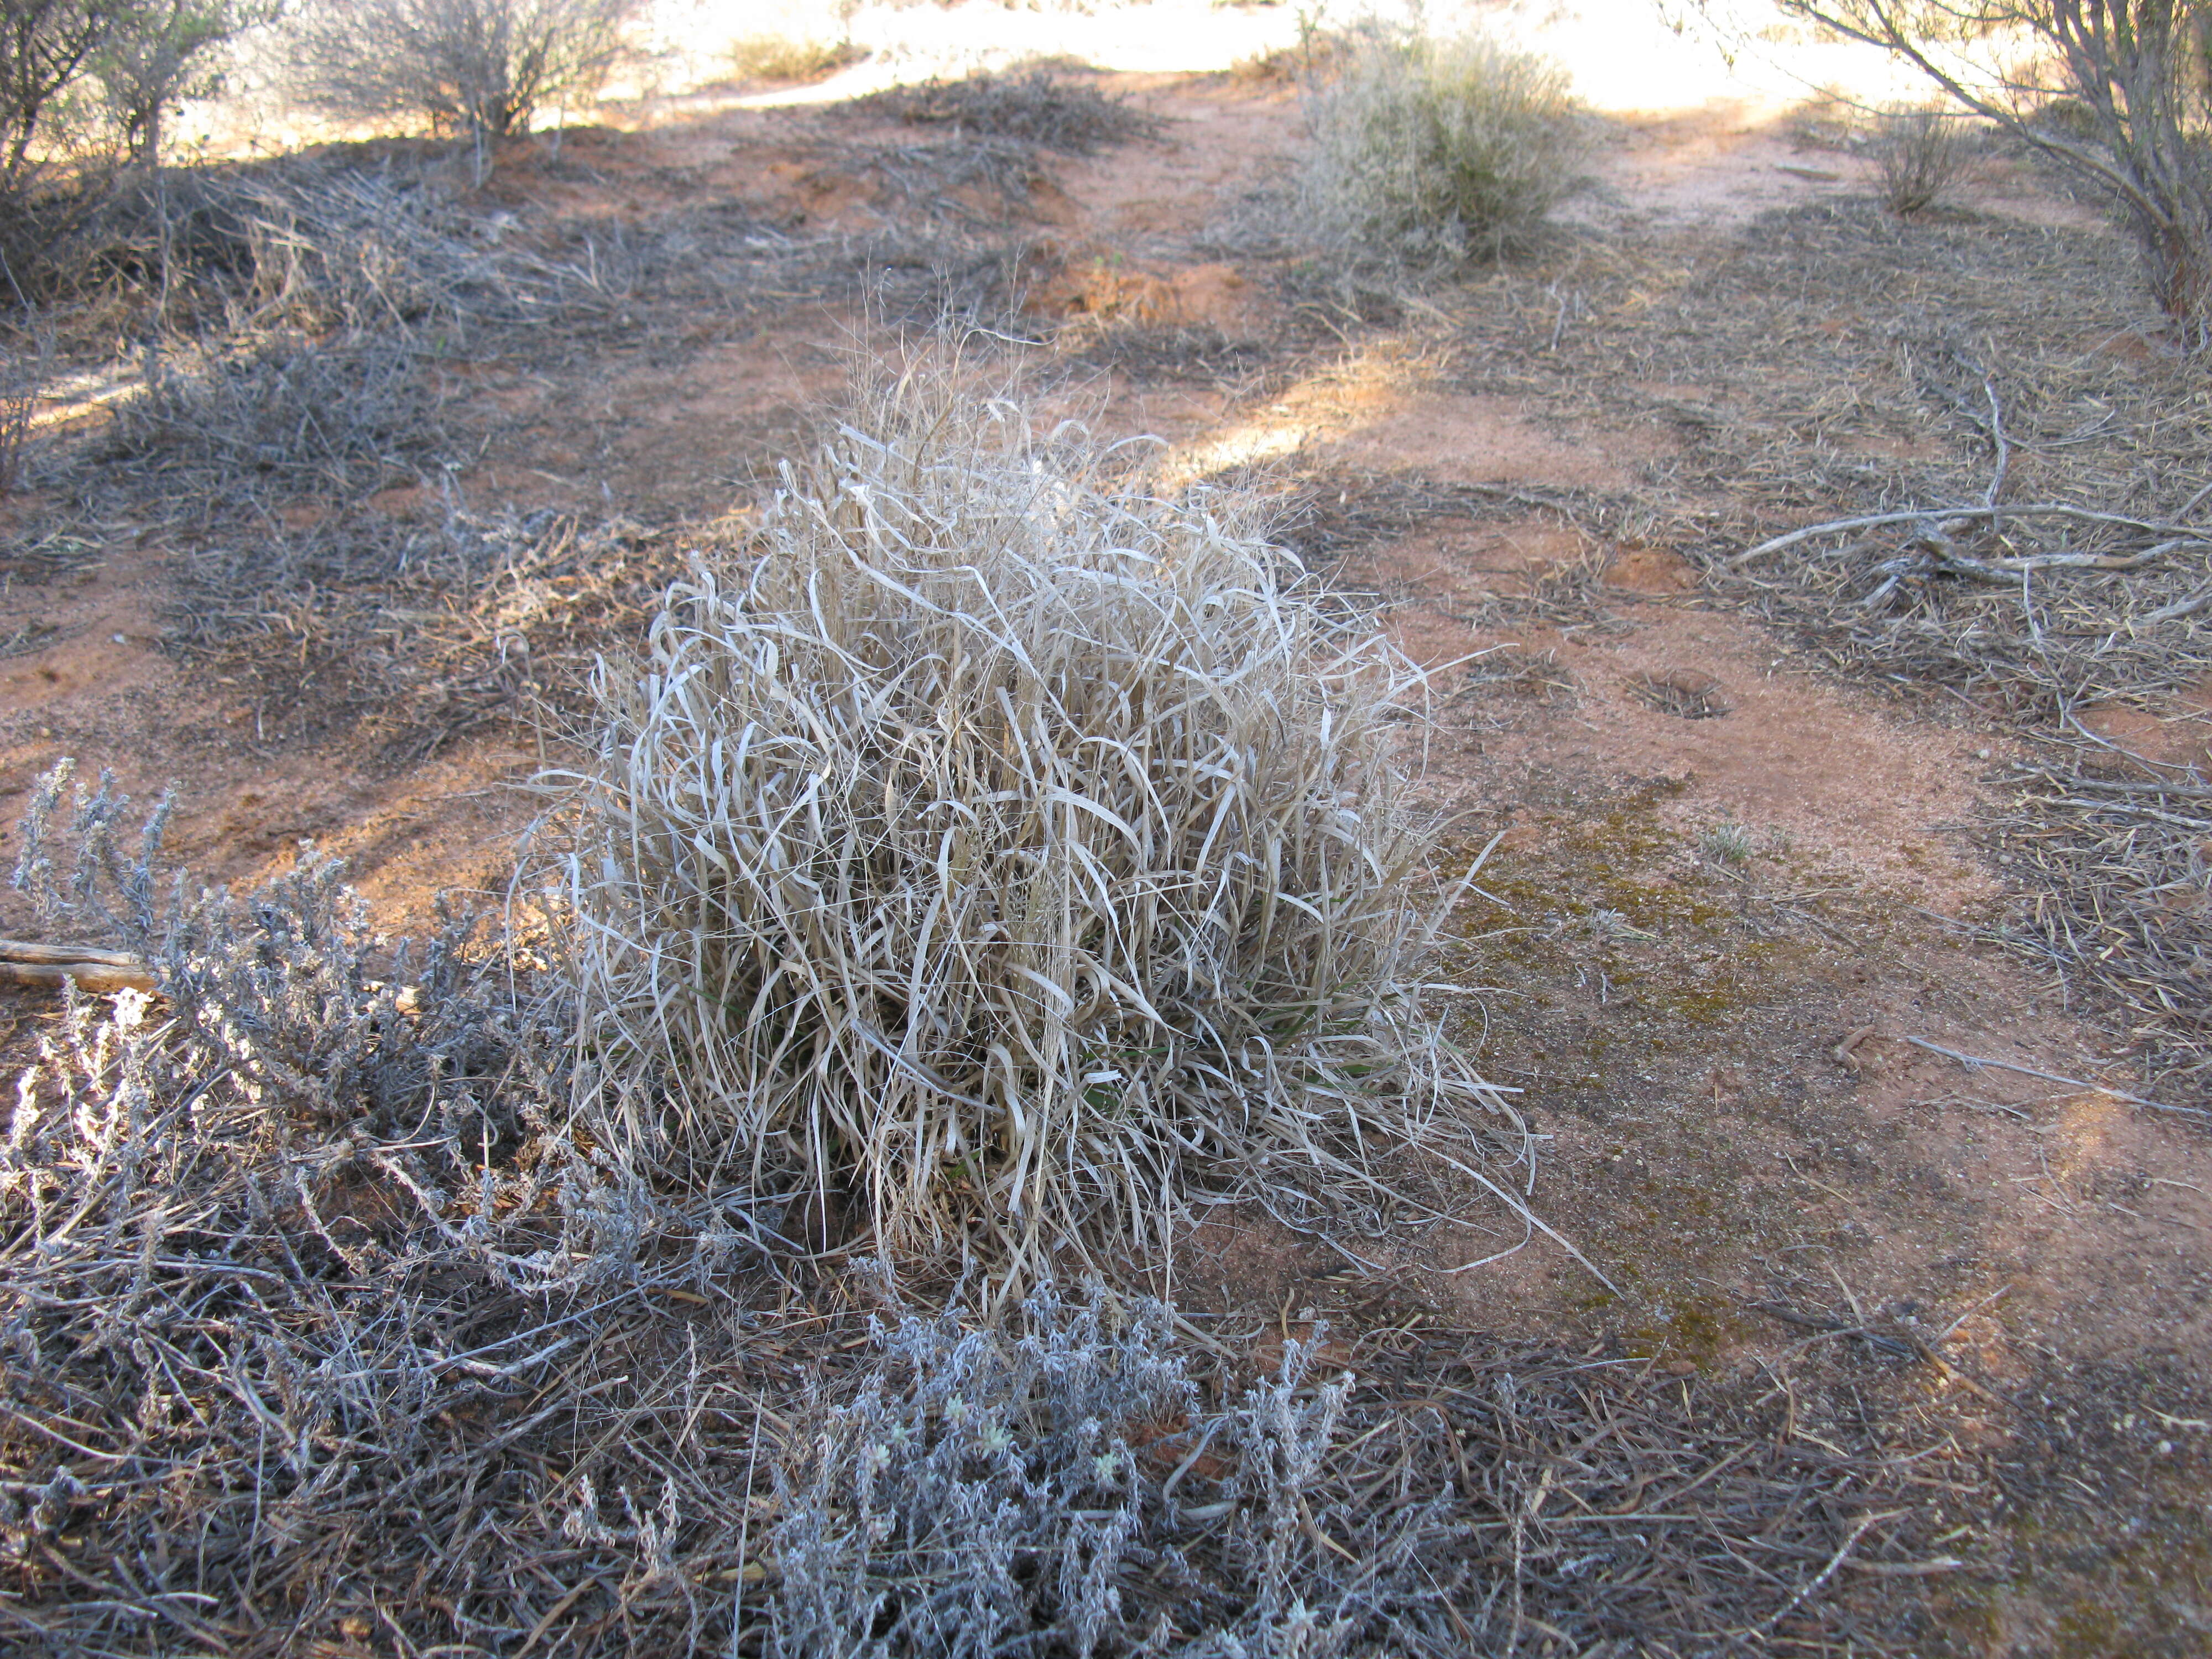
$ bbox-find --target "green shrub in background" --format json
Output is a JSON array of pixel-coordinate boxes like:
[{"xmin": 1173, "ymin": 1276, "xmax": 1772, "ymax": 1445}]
[
  {"xmin": 0, "ymin": 0, "xmax": 264, "ymax": 284},
  {"xmin": 1781, "ymin": 0, "xmax": 2212, "ymax": 351},
  {"xmin": 1302, "ymin": 21, "xmax": 1585, "ymax": 266},
  {"xmin": 285, "ymin": 0, "xmax": 642, "ymax": 149}
]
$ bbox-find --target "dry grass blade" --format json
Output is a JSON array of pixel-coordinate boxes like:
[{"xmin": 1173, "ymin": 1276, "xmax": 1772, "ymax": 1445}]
[{"xmin": 559, "ymin": 359, "xmax": 1516, "ymax": 1286}]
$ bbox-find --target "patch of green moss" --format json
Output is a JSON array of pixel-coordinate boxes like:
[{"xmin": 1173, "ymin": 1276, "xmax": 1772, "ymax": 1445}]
[{"xmin": 1620, "ymin": 1293, "xmax": 1754, "ymax": 1365}]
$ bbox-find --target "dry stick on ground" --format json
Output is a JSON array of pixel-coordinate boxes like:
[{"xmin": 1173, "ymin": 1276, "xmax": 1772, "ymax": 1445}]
[
  {"xmin": 0, "ymin": 940, "xmax": 154, "ymax": 993},
  {"xmin": 1902, "ymin": 1034, "xmax": 2209, "ymax": 1120},
  {"xmin": 1728, "ymin": 503, "xmax": 2212, "ymax": 570}
]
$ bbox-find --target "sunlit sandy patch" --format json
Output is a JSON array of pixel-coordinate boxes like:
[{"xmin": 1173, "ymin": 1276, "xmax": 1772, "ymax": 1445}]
[{"xmin": 1159, "ymin": 344, "xmax": 1664, "ymax": 492}]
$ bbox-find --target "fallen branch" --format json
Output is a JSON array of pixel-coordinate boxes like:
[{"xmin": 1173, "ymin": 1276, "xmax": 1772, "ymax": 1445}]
[
  {"xmin": 1727, "ymin": 504, "xmax": 2212, "ymax": 570},
  {"xmin": 0, "ymin": 940, "xmax": 156, "ymax": 994},
  {"xmin": 1902, "ymin": 1035, "xmax": 2208, "ymax": 1122},
  {"xmin": 1948, "ymin": 536, "xmax": 2212, "ymax": 577}
]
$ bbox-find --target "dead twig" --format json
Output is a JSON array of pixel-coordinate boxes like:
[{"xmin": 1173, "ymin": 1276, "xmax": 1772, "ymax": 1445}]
[
  {"xmin": 1728, "ymin": 503, "xmax": 2212, "ymax": 570},
  {"xmin": 1901, "ymin": 1035, "xmax": 2208, "ymax": 1121},
  {"xmin": 0, "ymin": 940, "xmax": 154, "ymax": 993}
]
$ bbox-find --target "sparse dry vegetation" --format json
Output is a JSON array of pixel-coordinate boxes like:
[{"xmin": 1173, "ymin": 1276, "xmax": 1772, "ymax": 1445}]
[
  {"xmin": 1780, "ymin": 0, "xmax": 2212, "ymax": 348},
  {"xmin": 727, "ymin": 30, "xmax": 863, "ymax": 84},
  {"xmin": 2, "ymin": 3, "xmax": 2211, "ymax": 1651},
  {"xmin": 1301, "ymin": 20, "xmax": 1585, "ymax": 266},
  {"xmin": 1871, "ymin": 102, "xmax": 1970, "ymax": 214},
  {"xmin": 0, "ymin": 0, "xmax": 265, "ymax": 289},
  {"xmin": 109, "ymin": 327, "xmax": 439, "ymax": 497},
  {"xmin": 853, "ymin": 63, "xmax": 1163, "ymax": 154},
  {"xmin": 284, "ymin": 0, "xmax": 643, "ymax": 144}
]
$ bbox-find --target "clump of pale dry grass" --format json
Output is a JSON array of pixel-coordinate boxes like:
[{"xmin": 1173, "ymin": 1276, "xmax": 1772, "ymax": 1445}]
[
  {"xmin": 1871, "ymin": 104, "xmax": 1971, "ymax": 216},
  {"xmin": 728, "ymin": 32, "xmax": 863, "ymax": 84},
  {"xmin": 559, "ymin": 361, "xmax": 1509, "ymax": 1282},
  {"xmin": 1302, "ymin": 21, "xmax": 1585, "ymax": 267}
]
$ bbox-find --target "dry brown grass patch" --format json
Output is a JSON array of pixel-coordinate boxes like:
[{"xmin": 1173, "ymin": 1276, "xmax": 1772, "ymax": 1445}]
[{"xmin": 727, "ymin": 33, "xmax": 864, "ymax": 85}]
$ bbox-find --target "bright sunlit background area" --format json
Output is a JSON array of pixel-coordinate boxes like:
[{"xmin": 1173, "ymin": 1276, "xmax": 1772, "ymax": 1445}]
[{"xmin": 173, "ymin": 0, "xmax": 1950, "ymax": 156}]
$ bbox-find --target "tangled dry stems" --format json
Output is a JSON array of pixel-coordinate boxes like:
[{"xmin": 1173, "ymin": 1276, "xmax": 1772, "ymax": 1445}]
[
  {"xmin": 167, "ymin": 507, "xmax": 679, "ymax": 761},
  {"xmin": 1871, "ymin": 105, "xmax": 1972, "ymax": 216},
  {"xmin": 559, "ymin": 366, "xmax": 1510, "ymax": 1286},
  {"xmin": 284, "ymin": 0, "xmax": 645, "ymax": 144},
  {"xmin": 0, "ymin": 341, "xmax": 43, "ymax": 498},
  {"xmin": 77, "ymin": 150, "xmax": 643, "ymax": 517},
  {"xmin": 32, "ymin": 130, "xmax": 1079, "ymax": 759},
  {"xmin": 853, "ymin": 66, "xmax": 1163, "ymax": 157},
  {"xmin": 843, "ymin": 69, "xmax": 1160, "ymax": 245},
  {"xmin": 111, "ymin": 328, "xmax": 440, "ymax": 502}
]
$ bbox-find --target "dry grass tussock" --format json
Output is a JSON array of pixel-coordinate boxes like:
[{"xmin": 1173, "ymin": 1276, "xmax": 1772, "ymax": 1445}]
[
  {"xmin": 1301, "ymin": 21, "xmax": 1585, "ymax": 268},
  {"xmin": 558, "ymin": 362, "xmax": 1520, "ymax": 1285},
  {"xmin": 728, "ymin": 32, "xmax": 865, "ymax": 84}
]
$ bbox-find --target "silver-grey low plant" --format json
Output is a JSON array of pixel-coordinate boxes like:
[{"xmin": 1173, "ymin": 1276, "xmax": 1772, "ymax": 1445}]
[
  {"xmin": 769, "ymin": 1279, "xmax": 1451, "ymax": 1658},
  {"xmin": 770, "ymin": 1282, "xmax": 1187, "ymax": 1656}
]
